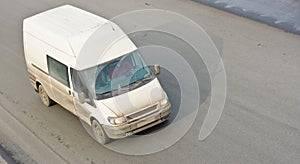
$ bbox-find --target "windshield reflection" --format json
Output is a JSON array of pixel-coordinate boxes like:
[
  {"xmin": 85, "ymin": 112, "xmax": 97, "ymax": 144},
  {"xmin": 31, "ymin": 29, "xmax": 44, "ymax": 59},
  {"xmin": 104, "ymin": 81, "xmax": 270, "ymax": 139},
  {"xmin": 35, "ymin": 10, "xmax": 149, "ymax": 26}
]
[{"xmin": 73, "ymin": 50, "xmax": 155, "ymax": 100}]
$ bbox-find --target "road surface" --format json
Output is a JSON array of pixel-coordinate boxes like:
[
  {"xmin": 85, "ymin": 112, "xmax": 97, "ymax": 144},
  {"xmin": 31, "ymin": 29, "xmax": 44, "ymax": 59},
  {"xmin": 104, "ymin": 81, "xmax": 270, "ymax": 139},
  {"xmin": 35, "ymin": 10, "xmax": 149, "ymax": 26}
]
[
  {"xmin": 0, "ymin": 0, "xmax": 299, "ymax": 163},
  {"xmin": 193, "ymin": 0, "xmax": 300, "ymax": 35}
]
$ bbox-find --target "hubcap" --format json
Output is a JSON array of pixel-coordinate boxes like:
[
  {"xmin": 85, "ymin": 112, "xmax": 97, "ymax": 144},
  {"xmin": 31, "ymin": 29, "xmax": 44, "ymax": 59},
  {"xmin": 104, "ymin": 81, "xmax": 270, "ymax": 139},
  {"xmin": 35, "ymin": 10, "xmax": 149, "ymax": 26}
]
[
  {"xmin": 39, "ymin": 87, "xmax": 49, "ymax": 105},
  {"xmin": 92, "ymin": 121, "xmax": 106, "ymax": 144},
  {"xmin": 94, "ymin": 123, "xmax": 103, "ymax": 137}
]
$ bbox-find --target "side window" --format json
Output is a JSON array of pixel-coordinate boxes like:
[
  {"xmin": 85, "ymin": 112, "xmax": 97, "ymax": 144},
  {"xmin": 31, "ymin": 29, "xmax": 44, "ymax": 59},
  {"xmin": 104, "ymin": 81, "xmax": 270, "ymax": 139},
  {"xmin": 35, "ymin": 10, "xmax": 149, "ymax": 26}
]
[
  {"xmin": 70, "ymin": 68, "xmax": 83, "ymax": 92},
  {"xmin": 47, "ymin": 55, "xmax": 69, "ymax": 87}
]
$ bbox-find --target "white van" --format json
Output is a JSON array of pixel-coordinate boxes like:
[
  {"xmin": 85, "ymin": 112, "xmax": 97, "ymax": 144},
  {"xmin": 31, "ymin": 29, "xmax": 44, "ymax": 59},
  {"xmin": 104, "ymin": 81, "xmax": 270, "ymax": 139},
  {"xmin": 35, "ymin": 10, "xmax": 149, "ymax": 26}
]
[{"xmin": 23, "ymin": 5, "xmax": 171, "ymax": 144}]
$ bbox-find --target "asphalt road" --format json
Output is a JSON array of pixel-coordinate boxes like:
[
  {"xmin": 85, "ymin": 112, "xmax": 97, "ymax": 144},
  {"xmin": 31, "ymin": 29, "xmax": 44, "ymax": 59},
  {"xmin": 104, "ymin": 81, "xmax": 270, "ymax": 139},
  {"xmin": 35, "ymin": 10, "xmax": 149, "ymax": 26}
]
[{"xmin": 0, "ymin": 0, "xmax": 300, "ymax": 163}]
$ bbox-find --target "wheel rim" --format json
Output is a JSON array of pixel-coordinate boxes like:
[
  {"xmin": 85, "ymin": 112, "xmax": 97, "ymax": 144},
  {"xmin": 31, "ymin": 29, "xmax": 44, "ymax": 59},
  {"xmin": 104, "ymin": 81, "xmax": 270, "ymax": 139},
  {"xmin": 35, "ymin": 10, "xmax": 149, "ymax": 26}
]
[
  {"xmin": 94, "ymin": 123, "xmax": 103, "ymax": 137},
  {"xmin": 93, "ymin": 121, "xmax": 104, "ymax": 143},
  {"xmin": 39, "ymin": 86, "xmax": 49, "ymax": 105}
]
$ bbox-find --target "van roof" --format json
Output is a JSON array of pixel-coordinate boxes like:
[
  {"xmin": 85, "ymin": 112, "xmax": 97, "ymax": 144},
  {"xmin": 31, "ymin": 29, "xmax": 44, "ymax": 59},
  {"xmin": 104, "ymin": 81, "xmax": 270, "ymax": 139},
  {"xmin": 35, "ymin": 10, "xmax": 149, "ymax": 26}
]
[
  {"xmin": 23, "ymin": 5, "xmax": 137, "ymax": 70},
  {"xmin": 24, "ymin": 5, "xmax": 108, "ymax": 40}
]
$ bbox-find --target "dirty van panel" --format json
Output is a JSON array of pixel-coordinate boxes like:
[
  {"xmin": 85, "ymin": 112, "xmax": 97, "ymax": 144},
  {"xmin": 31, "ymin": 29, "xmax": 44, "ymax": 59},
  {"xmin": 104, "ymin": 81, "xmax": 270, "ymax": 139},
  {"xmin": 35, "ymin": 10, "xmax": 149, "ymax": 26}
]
[
  {"xmin": 38, "ymin": 70, "xmax": 52, "ymax": 99},
  {"xmin": 47, "ymin": 56, "xmax": 76, "ymax": 115},
  {"xmin": 50, "ymin": 77, "xmax": 76, "ymax": 115},
  {"xmin": 23, "ymin": 32, "xmax": 52, "ymax": 96},
  {"xmin": 73, "ymin": 98, "xmax": 93, "ymax": 123},
  {"xmin": 71, "ymin": 69, "xmax": 97, "ymax": 122},
  {"xmin": 28, "ymin": 63, "xmax": 53, "ymax": 100}
]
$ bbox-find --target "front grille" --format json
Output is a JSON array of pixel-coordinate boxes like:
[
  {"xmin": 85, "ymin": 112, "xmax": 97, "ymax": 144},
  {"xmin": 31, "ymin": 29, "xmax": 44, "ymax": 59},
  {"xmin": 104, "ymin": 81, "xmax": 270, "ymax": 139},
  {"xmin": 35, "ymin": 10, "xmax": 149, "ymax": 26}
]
[{"xmin": 126, "ymin": 104, "xmax": 158, "ymax": 120}]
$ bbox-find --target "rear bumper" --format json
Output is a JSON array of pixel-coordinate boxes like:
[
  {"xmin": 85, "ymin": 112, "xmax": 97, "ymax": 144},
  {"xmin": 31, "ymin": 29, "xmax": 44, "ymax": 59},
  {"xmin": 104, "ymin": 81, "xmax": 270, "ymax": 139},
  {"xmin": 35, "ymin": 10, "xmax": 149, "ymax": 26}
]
[{"xmin": 102, "ymin": 103, "xmax": 171, "ymax": 139}]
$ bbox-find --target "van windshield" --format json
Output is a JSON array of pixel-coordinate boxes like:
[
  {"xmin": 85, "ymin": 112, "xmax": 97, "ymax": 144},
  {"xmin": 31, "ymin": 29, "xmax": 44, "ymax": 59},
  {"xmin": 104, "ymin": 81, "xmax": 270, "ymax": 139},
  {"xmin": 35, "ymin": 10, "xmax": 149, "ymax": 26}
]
[{"xmin": 75, "ymin": 50, "xmax": 155, "ymax": 100}]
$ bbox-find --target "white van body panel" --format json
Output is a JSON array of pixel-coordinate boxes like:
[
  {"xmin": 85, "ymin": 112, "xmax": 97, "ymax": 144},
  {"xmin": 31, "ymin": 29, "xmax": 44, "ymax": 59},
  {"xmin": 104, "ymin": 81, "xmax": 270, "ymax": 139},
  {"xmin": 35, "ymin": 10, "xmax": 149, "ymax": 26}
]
[
  {"xmin": 100, "ymin": 78, "xmax": 164, "ymax": 117},
  {"xmin": 23, "ymin": 5, "xmax": 136, "ymax": 71},
  {"xmin": 23, "ymin": 5, "xmax": 108, "ymax": 57},
  {"xmin": 70, "ymin": 27, "xmax": 137, "ymax": 70}
]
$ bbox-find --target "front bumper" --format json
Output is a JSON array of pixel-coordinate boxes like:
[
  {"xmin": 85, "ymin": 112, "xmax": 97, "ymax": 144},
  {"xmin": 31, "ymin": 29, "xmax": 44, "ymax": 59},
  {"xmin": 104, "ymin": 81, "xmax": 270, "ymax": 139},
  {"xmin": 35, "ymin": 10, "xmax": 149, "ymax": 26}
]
[{"xmin": 102, "ymin": 103, "xmax": 171, "ymax": 139}]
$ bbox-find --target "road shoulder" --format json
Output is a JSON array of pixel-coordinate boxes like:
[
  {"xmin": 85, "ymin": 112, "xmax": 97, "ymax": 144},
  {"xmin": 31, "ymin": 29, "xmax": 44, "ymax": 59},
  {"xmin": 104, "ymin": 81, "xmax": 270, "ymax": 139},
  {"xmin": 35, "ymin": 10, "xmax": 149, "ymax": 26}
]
[{"xmin": 0, "ymin": 97, "xmax": 67, "ymax": 164}]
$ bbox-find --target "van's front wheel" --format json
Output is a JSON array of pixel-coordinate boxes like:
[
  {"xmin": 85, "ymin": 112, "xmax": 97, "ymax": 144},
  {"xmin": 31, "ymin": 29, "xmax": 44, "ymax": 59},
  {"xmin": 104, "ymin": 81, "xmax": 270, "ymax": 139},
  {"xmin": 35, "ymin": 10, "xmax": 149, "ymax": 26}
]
[
  {"xmin": 91, "ymin": 120, "xmax": 110, "ymax": 144},
  {"xmin": 38, "ymin": 85, "xmax": 54, "ymax": 107}
]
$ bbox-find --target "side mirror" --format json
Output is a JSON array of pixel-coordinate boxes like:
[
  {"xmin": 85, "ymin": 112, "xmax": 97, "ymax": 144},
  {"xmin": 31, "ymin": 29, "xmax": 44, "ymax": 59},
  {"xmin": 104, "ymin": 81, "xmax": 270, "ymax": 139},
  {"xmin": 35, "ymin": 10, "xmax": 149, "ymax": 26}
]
[
  {"xmin": 78, "ymin": 92, "xmax": 91, "ymax": 104},
  {"xmin": 154, "ymin": 64, "xmax": 160, "ymax": 75}
]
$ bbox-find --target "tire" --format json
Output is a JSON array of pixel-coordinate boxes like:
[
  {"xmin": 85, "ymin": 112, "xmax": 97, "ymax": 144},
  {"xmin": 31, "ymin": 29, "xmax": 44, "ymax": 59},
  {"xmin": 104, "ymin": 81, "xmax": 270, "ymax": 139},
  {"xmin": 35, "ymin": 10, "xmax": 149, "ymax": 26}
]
[
  {"xmin": 91, "ymin": 119, "xmax": 110, "ymax": 145},
  {"xmin": 38, "ymin": 85, "xmax": 54, "ymax": 107}
]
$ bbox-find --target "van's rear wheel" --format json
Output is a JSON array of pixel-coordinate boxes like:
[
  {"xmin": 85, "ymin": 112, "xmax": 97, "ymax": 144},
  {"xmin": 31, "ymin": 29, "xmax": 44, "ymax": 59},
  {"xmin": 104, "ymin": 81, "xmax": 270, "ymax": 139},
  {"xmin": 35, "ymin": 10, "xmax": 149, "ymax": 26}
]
[
  {"xmin": 38, "ymin": 85, "xmax": 54, "ymax": 107},
  {"xmin": 91, "ymin": 119, "xmax": 110, "ymax": 144}
]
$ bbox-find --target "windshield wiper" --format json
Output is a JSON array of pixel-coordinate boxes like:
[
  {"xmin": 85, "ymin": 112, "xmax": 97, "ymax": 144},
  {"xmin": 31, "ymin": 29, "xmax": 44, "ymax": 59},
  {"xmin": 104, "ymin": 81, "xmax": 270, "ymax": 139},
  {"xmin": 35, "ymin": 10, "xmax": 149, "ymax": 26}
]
[
  {"xmin": 129, "ymin": 80, "xmax": 143, "ymax": 89},
  {"xmin": 96, "ymin": 91, "xmax": 112, "ymax": 100},
  {"xmin": 141, "ymin": 75, "xmax": 154, "ymax": 82}
]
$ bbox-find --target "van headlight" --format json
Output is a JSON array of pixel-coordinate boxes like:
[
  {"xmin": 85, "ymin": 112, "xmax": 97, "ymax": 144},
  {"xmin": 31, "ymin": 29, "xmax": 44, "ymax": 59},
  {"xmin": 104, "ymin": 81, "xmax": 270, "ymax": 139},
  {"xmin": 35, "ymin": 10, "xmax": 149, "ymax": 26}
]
[
  {"xmin": 108, "ymin": 116, "xmax": 126, "ymax": 125},
  {"xmin": 160, "ymin": 97, "xmax": 169, "ymax": 108},
  {"xmin": 160, "ymin": 99, "xmax": 169, "ymax": 108}
]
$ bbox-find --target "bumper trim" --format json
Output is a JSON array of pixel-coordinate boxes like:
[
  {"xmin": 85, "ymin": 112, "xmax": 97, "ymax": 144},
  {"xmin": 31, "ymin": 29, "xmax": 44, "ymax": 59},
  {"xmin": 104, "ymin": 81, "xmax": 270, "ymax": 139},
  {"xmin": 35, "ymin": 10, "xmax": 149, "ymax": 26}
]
[{"xmin": 103, "ymin": 104, "xmax": 171, "ymax": 139}]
